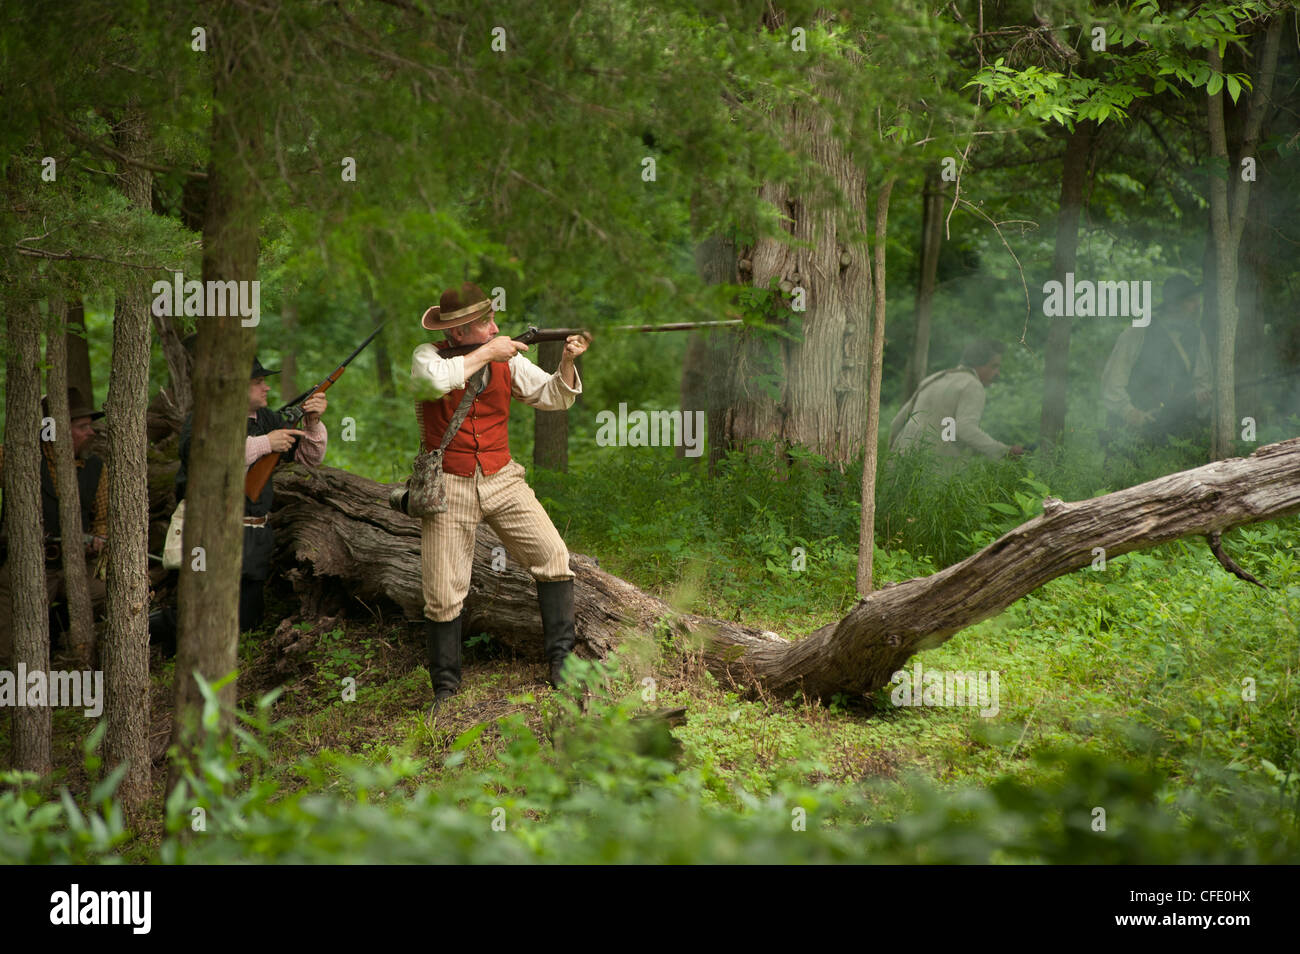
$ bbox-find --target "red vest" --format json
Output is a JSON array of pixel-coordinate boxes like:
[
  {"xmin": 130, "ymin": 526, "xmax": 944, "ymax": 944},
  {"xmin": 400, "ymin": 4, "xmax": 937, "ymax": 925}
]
[{"xmin": 419, "ymin": 342, "xmax": 514, "ymax": 476}]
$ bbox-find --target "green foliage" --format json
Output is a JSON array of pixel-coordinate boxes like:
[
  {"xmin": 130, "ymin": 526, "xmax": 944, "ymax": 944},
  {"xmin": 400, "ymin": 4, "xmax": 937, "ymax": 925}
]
[
  {"xmin": 6, "ymin": 656, "xmax": 1299, "ymax": 863},
  {"xmin": 0, "ymin": 721, "xmax": 128, "ymax": 864}
]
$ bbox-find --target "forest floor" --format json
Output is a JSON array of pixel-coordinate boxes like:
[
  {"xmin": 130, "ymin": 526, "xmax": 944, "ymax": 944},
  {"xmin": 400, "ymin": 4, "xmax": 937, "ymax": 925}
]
[{"xmin": 8, "ymin": 453, "xmax": 1298, "ymax": 862}]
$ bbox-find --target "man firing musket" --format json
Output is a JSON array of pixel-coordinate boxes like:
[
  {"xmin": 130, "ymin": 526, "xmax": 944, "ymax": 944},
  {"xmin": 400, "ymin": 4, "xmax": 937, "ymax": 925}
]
[{"xmin": 401, "ymin": 282, "xmax": 589, "ymax": 709}]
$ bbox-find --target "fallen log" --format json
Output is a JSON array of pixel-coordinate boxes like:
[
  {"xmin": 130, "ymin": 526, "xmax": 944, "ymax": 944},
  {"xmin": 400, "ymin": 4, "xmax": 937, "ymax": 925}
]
[{"xmin": 271, "ymin": 437, "xmax": 1300, "ymax": 701}]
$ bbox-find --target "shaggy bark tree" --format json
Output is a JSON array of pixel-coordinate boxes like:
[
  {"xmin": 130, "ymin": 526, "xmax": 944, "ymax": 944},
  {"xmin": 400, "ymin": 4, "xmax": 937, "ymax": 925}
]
[
  {"xmin": 269, "ymin": 436, "xmax": 1300, "ymax": 702},
  {"xmin": 170, "ymin": 2, "xmax": 263, "ymax": 771},
  {"xmin": 104, "ymin": 103, "xmax": 154, "ymax": 814},
  {"xmin": 723, "ymin": 12, "xmax": 874, "ymax": 465},
  {"xmin": 4, "ymin": 302, "xmax": 51, "ymax": 773}
]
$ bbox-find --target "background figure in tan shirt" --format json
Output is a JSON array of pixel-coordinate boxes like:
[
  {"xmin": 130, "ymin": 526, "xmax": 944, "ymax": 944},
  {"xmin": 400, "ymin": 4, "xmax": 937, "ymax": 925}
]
[{"xmin": 889, "ymin": 339, "xmax": 1024, "ymax": 464}]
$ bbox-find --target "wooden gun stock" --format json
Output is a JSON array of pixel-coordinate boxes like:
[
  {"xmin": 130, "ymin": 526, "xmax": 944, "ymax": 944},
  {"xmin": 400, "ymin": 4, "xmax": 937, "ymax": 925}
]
[{"xmin": 244, "ymin": 450, "xmax": 282, "ymax": 502}]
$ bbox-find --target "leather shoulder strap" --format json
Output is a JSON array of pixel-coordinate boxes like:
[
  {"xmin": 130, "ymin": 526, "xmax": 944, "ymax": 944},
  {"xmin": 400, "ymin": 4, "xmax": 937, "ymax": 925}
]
[{"xmin": 432, "ymin": 366, "xmax": 489, "ymax": 453}]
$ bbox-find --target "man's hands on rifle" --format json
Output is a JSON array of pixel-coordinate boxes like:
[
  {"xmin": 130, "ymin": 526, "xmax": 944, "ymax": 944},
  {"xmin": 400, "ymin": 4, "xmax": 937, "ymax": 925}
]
[
  {"xmin": 484, "ymin": 336, "xmax": 529, "ymax": 363},
  {"xmin": 267, "ymin": 428, "xmax": 307, "ymax": 452},
  {"xmin": 561, "ymin": 333, "xmax": 589, "ymax": 362},
  {"xmin": 301, "ymin": 392, "xmax": 328, "ymax": 426}
]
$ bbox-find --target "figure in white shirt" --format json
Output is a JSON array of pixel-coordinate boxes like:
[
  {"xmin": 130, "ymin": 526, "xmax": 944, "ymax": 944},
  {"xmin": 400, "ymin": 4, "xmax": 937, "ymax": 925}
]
[{"xmin": 407, "ymin": 281, "xmax": 588, "ymax": 709}]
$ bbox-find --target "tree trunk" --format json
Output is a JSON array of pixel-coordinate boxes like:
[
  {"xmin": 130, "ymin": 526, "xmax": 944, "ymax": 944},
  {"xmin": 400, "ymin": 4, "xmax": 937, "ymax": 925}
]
[
  {"xmin": 270, "ymin": 435, "xmax": 1300, "ymax": 702},
  {"xmin": 371, "ymin": 315, "xmax": 395, "ymax": 400},
  {"xmin": 1038, "ymin": 121, "xmax": 1093, "ymax": 450},
  {"xmin": 533, "ymin": 340, "xmax": 568, "ymax": 472},
  {"xmin": 152, "ymin": 311, "xmax": 191, "ymax": 435},
  {"xmin": 171, "ymin": 4, "xmax": 263, "ymax": 773},
  {"xmin": 65, "ymin": 300, "xmax": 94, "ymax": 404},
  {"xmin": 1207, "ymin": 18, "xmax": 1282, "ymax": 460},
  {"xmin": 104, "ymin": 103, "xmax": 153, "ymax": 814},
  {"xmin": 44, "ymin": 302, "xmax": 96, "ymax": 666},
  {"xmin": 4, "ymin": 301, "xmax": 51, "ymax": 773},
  {"xmin": 857, "ymin": 180, "xmax": 894, "ymax": 595},
  {"xmin": 723, "ymin": 15, "xmax": 871, "ymax": 464},
  {"xmin": 690, "ymin": 231, "xmax": 737, "ymax": 474},
  {"xmin": 902, "ymin": 170, "xmax": 944, "ymax": 398}
]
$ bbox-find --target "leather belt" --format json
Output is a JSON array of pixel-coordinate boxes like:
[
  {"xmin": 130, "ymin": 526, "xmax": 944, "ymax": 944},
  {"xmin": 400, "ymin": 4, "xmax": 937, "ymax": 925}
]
[{"xmin": 243, "ymin": 516, "xmax": 269, "ymax": 527}]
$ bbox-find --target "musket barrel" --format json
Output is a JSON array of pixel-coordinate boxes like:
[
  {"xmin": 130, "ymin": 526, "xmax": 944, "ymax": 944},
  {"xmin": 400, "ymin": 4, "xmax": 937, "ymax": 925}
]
[{"xmin": 611, "ymin": 320, "xmax": 744, "ymax": 333}]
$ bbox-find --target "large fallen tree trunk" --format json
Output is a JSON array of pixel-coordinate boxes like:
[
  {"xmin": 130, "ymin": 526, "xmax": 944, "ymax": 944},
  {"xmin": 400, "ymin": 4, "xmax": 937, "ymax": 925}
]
[{"xmin": 272, "ymin": 437, "xmax": 1300, "ymax": 701}]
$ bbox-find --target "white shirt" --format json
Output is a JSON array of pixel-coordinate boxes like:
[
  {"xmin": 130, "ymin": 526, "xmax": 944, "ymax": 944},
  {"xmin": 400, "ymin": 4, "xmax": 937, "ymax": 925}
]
[{"xmin": 411, "ymin": 342, "xmax": 582, "ymax": 411}]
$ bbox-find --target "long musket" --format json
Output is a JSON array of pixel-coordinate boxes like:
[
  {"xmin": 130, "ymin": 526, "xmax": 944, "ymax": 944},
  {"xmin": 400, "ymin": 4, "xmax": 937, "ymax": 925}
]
[
  {"xmin": 245, "ymin": 324, "xmax": 385, "ymax": 502},
  {"xmin": 434, "ymin": 320, "xmax": 743, "ymax": 358}
]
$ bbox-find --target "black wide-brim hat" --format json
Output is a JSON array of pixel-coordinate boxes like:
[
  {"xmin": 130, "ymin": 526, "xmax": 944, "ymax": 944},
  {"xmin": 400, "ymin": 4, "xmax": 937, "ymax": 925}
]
[
  {"xmin": 251, "ymin": 356, "xmax": 281, "ymax": 379},
  {"xmin": 421, "ymin": 281, "xmax": 493, "ymax": 331},
  {"xmin": 41, "ymin": 386, "xmax": 104, "ymax": 422}
]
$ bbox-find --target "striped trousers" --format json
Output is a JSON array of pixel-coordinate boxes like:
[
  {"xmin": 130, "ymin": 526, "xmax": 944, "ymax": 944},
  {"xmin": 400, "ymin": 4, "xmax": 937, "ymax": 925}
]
[{"xmin": 419, "ymin": 458, "xmax": 573, "ymax": 622}]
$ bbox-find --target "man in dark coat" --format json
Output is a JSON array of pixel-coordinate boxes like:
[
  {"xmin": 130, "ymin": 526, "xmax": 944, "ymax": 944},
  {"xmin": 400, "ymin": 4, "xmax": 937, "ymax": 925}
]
[
  {"xmin": 175, "ymin": 357, "xmax": 328, "ymax": 631},
  {"xmin": 1101, "ymin": 275, "xmax": 1211, "ymax": 447}
]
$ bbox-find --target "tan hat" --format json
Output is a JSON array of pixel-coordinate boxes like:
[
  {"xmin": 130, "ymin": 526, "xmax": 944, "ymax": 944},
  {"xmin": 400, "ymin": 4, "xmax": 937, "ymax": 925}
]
[{"xmin": 421, "ymin": 282, "xmax": 493, "ymax": 331}]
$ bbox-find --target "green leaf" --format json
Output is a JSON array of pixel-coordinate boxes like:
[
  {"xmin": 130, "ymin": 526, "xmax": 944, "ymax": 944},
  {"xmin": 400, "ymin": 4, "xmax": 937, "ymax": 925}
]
[
  {"xmin": 1206, "ymin": 73, "xmax": 1223, "ymax": 97},
  {"xmin": 452, "ymin": 722, "xmax": 489, "ymax": 751},
  {"xmin": 90, "ymin": 762, "xmax": 128, "ymax": 805}
]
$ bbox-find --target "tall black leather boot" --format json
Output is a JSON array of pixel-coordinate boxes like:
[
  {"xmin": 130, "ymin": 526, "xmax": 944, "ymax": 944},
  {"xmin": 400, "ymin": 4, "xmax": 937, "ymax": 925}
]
[
  {"xmin": 536, "ymin": 579, "xmax": 577, "ymax": 688},
  {"xmin": 425, "ymin": 613, "xmax": 463, "ymax": 706}
]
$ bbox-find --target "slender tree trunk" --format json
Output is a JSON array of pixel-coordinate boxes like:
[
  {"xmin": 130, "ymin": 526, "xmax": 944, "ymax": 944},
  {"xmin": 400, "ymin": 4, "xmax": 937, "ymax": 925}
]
[
  {"xmin": 44, "ymin": 301, "xmax": 95, "ymax": 666},
  {"xmin": 1207, "ymin": 18, "xmax": 1282, "ymax": 460},
  {"xmin": 171, "ymin": 3, "xmax": 263, "ymax": 781},
  {"xmin": 1038, "ymin": 121, "xmax": 1093, "ymax": 450},
  {"xmin": 4, "ymin": 301, "xmax": 51, "ymax": 773},
  {"xmin": 66, "ymin": 300, "xmax": 93, "ymax": 403},
  {"xmin": 687, "ymin": 230, "xmax": 736, "ymax": 470},
  {"xmin": 371, "ymin": 319, "xmax": 394, "ymax": 399},
  {"xmin": 903, "ymin": 170, "xmax": 944, "ymax": 398},
  {"xmin": 104, "ymin": 103, "xmax": 153, "ymax": 814},
  {"xmin": 858, "ymin": 181, "xmax": 894, "ymax": 595},
  {"xmin": 153, "ymin": 310, "xmax": 191, "ymax": 433},
  {"xmin": 533, "ymin": 339, "xmax": 569, "ymax": 472}
]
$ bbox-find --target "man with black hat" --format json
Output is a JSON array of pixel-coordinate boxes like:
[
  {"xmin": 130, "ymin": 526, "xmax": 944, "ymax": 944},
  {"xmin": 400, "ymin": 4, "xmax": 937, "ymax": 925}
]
[
  {"xmin": 0, "ymin": 387, "xmax": 108, "ymax": 664},
  {"xmin": 1101, "ymin": 275, "xmax": 1211, "ymax": 446},
  {"xmin": 409, "ymin": 281, "xmax": 588, "ymax": 707},
  {"xmin": 175, "ymin": 356, "xmax": 328, "ymax": 631}
]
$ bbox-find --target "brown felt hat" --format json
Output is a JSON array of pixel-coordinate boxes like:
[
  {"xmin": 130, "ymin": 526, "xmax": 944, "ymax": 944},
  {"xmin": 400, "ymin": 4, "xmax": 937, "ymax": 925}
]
[{"xmin": 421, "ymin": 281, "xmax": 493, "ymax": 332}]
